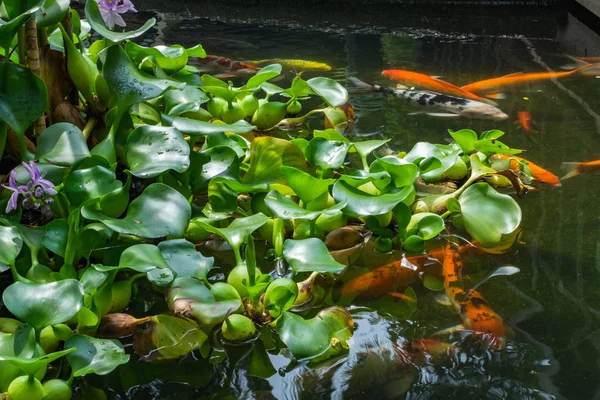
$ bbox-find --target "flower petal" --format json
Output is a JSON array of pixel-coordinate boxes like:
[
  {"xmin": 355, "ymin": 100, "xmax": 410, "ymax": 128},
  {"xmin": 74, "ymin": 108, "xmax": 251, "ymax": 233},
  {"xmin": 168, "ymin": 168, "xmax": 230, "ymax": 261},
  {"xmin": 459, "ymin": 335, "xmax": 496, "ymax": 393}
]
[
  {"xmin": 22, "ymin": 161, "xmax": 41, "ymax": 182},
  {"xmin": 111, "ymin": 11, "xmax": 126, "ymax": 27},
  {"xmin": 8, "ymin": 170, "xmax": 18, "ymax": 190},
  {"xmin": 38, "ymin": 179, "xmax": 57, "ymax": 195},
  {"xmin": 6, "ymin": 192, "xmax": 19, "ymax": 213}
]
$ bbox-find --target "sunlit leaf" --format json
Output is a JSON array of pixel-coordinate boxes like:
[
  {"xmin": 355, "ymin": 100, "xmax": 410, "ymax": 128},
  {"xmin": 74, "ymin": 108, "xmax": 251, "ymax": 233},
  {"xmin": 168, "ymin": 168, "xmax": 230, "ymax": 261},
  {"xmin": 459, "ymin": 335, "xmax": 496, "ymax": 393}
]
[
  {"xmin": 65, "ymin": 334, "xmax": 130, "ymax": 377},
  {"xmin": 161, "ymin": 114, "xmax": 255, "ymax": 136},
  {"xmin": 332, "ymin": 180, "xmax": 415, "ymax": 217},
  {"xmin": 0, "ymin": 225, "xmax": 22, "ymax": 271},
  {"xmin": 282, "ymin": 166, "xmax": 335, "ymax": 204},
  {"xmin": 242, "ymin": 137, "xmax": 307, "ymax": 185},
  {"xmin": 305, "ymin": 137, "xmax": 351, "ymax": 170},
  {"xmin": 158, "ymin": 239, "xmax": 214, "ymax": 280},
  {"xmin": 306, "ymin": 77, "xmax": 348, "ymax": 107},
  {"xmin": 283, "ymin": 238, "xmax": 345, "ymax": 273}
]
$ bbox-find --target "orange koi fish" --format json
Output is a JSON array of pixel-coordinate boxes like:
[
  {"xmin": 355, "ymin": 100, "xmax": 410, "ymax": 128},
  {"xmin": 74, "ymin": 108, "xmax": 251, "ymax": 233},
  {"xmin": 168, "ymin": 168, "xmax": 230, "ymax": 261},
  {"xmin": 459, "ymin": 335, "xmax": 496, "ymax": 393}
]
[
  {"xmin": 490, "ymin": 154, "xmax": 561, "ymax": 187},
  {"xmin": 461, "ymin": 63, "xmax": 600, "ymax": 97},
  {"xmin": 517, "ymin": 111, "xmax": 533, "ymax": 133},
  {"xmin": 382, "ymin": 69, "xmax": 498, "ymax": 105},
  {"xmin": 575, "ymin": 56, "xmax": 600, "ymax": 63},
  {"xmin": 442, "ymin": 244, "xmax": 505, "ymax": 349},
  {"xmin": 561, "ymin": 160, "xmax": 600, "ymax": 180},
  {"xmin": 402, "ymin": 338, "xmax": 455, "ymax": 365}
]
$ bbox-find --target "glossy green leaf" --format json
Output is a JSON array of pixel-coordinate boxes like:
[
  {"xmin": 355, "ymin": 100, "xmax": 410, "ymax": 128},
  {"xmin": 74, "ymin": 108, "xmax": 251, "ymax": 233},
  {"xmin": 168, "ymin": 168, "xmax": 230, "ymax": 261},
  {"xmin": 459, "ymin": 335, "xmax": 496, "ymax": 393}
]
[
  {"xmin": 0, "ymin": 348, "xmax": 74, "ymax": 377},
  {"xmin": 0, "ymin": 225, "xmax": 22, "ymax": 271},
  {"xmin": 332, "ymin": 180, "xmax": 415, "ymax": 217},
  {"xmin": 406, "ymin": 213, "xmax": 445, "ymax": 240},
  {"xmin": 102, "ymin": 45, "xmax": 183, "ymax": 111},
  {"xmin": 95, "ymin": 244, "xmax": 171, "ymax": 273},
  {"xmin": 161, "ymin": 114, "xmax": 255, "ymax": 136},
  {"xmin": 458, "ymin": 182, "xmax": 522, "ymax": 247},
  {"xmin": 242, "ymin": 137, "xmax": 307, "ymax": 185},
  {"xmin": 265, "ymin": 190, "xmax": 345, "ymax": 222},
  {"xmin": 277, "ymin": 306, "xmax": 353, "ymax": 360},
  {"xmin": 85, "ymin": 0, "xmax": 156, "ymax": 42},
  {"xmin": 65, "ymin": 334, "xmax": 130, "ymax": 377},
  {"xmin": 281, "ymin": 166, "xmax": 335, "ymax": 204},
  {"xmin": 2, "ymin": 280, "xmax": 84, "ymax": 331},
  {"xmin": 0, "ymin": 63, "xmax": 47, "ymax": 159},
  {"xmin": 313, "ymin": 128, "xmax": 350, "ymax": 142},
  {"xmin": 404, "ymin": 142, "xmax": 460, "ymax": 182},
  {"xmin": 168, "ymin": 278, "xmax": 242, "ymax": 328},
  {"xmin": 448, "ymin": 129, "xmax": 477, "ymax": 154},
  {"xmin": 41, "ymin": 219, "xmax": 68, "ymax": 257},
  {"xmin": 352, "ymin": 140, "xmax": 389, "ymax": 158},
  {"xmin": 207, "ymin": 178, "xmax": 267, "ymax": 213},
  {"xmin": 158, "ymin": 239, "xmax": 214, "ymax": 280},
  {"xmin": 35, "ymin": 123, "xmax": 91, "ymax": 166},
  {"xmin": 263, "ymin": 278, "xmax": 298, "ymax": 318},
  {"xmin": 245, "ymin": 64, "xmax": 282, "ymax": 89},
  {"xmin": 369, "ymin": 156, "xmax": 418, "ymax": 190},
  {"xmin": 133, "ymin": 314, "xmax": 207, "ymax": 361},
  {"xmin": 306, "ymin": 77, "xmax": 348, "ymax": 107},
  {"xmin": 194, "ymin": 213, "xmax": 269, "ymax": 251},
  {"xmin": 3, "ymin": 0, "xmax": 45, "ymax": 19},
  {"xmin": 35, "ymin": 0, "xmax": 70, "ymax": 28},
  {"xmin": 125, "ymin": 42, "xmax": 189, "ymax": 73},
  {"xmin": 81, "ymin": 183, "xmax": 191, "ymax": 239},
  {"xmin": 64, "ymin": 166, "xmax": 121, "ymax": 207},
  {"xmin": 164, "ymin": 86, "xmax": 210, "ymax": 115},
  {"xmin": 126, "ymin": 125, "xmax": 189, "ymax": 178},
  {"xmin": 283, "ymin": 238, "xmax": 345, "ymax": 273},
  {"xmin": 305, "ymin": 137, "xmax": 350, "ymax": 170},
  {"xmin": 474, "ymin": 139, "xmax": 522, "ymax": 156}
]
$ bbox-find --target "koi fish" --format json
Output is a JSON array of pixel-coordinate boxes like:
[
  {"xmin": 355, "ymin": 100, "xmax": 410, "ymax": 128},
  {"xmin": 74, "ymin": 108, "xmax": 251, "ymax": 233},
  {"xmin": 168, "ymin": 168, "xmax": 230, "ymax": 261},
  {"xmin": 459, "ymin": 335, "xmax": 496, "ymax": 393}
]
[
  {"xmin": 191, "ymin": 55, "xmax": 260, "ymax": 78},
  {"xmin": 574, "ymin": 56, "xmax": 600, "ymax": 63},
  {"xmin": 489, "ymin": 154, "xmax": 561, "ymax": 186},
  {"xmin": 461, "ymin": 63, "xmax": 600, "ymax": 98},
  {"xmin": 442, "ymin": 244, "xmax": 505, "ymax": 349},
  {"xmin": 247, "ymin": 59, "xmax": 332, "ymax": 71},
  {"xmin": 349, "ymin": 78, "xmax": 508, "ymax": 120},
  {"xmin": 404, "ymin": 338, "xmax": 455, "ymax": 364},
  {"xmin": 561, "ymin": 160, "xmax": 600, "ymax": 180},
  {"xmin": 517, "ymin": 111, "xmax": 533, "ymax": 133},
  {"xmin": 382, "ymin": 69, "xmax": 498, "ymax": 106}
]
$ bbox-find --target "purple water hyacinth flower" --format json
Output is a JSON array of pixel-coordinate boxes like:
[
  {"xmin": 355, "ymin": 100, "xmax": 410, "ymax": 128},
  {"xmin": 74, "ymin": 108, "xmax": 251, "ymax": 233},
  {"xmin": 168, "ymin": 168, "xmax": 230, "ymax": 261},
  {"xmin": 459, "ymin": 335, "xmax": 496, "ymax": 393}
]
[
  {"xmin": 97, "ymin": 0, "xmax": 137, "ymax": 30},
  {"xmin": 22, "ymin": 161, "xmax": 57, "ymax": 195},
  {"xmin": 2, "ymin": 171, "xmax": 25, "ymax": 213}
]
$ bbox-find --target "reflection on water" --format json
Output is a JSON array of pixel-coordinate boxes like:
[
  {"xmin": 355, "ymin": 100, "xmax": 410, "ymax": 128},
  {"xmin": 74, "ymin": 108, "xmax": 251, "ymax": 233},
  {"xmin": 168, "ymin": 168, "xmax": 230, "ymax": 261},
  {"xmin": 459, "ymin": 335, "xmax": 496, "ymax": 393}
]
[{"xmin": 108, "ymin": 4, "xmax": 600, "ymax": 399}]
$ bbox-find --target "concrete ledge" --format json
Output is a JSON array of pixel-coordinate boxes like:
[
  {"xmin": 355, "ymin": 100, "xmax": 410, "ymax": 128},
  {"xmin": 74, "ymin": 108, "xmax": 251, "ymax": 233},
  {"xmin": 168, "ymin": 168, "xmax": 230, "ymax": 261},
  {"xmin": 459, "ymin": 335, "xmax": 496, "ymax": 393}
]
[{"xmin": 576, "ymin": 0, "xmax": 600, "ymax": 17}]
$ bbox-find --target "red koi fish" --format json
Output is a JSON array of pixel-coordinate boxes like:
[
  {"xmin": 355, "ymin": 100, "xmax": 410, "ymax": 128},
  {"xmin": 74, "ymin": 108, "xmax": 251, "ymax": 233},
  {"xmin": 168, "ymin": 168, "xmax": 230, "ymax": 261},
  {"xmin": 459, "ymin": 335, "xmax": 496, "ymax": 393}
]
[
  {"xmin": 191, "ymin": 55, "xmax": 260, "ymax": 78},
  {"xmin": 442, "ymin": 244, "xmax": 505, "ymax": 349},
  {"xmin": 561, "ymin": 160, "xmax": 600, "ymax": 180}
]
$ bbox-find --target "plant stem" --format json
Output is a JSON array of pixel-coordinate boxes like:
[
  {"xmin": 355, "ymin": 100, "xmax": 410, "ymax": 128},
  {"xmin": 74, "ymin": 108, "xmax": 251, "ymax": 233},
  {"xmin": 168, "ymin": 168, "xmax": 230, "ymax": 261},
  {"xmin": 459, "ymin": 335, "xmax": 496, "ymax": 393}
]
[
  {"xmin": 82, "ymin": 118, "xmax": 97, "ymax": 140},
  {"xmin": 25, "ymin": 18, "xmax": 47, "ymax": 136}
]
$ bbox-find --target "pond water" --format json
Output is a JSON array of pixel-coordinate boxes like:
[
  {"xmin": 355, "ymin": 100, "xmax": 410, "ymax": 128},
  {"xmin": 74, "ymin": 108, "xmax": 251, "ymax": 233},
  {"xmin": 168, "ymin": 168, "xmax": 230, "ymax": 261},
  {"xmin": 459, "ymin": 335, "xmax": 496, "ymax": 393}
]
[{"xmin": 92, "ymin": 4, "xmax": 600, "ymax": 399}]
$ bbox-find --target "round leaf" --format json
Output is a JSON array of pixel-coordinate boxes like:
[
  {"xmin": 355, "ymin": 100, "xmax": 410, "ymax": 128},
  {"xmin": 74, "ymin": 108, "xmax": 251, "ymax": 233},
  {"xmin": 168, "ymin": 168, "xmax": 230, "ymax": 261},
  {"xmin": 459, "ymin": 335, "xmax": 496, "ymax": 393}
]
[
  {"xmin": 36, "ymin": 123, "xmax": 91, "ymax": 166},
  {"xmin": 64, "ymin": 166, "xmax": 122, "ymax": 207},
  {"xmin": 127, "ymin": 125, "xmax": 190, "ymax": 178},
  {"xmin": 0, "ymin": 225, "xmax": 22, "ymax": 270},
  {"xmin": 81, "ymin": 183, "xmax": 192, "ymax": 239},
  {"xmin": 161, "ymin": 114, "xmax": 255, "ymax": 136},
  {"xmin": 306, "ymin": 77, "xmax": 348, "ymax": 107},
  {"xmin": 283, "ymin": 238, "xmax": 345, "ymax": 273},
  {"xmin": 332, "ymin": 180, "xmax": 415, "ymax": 217},
  {"xmin": 305, "ymin": 137, "xmax": 350, "ymax": 170},
  {"xmin": 65, "ymin": 334, "xmax": 130, "ymax": 377},
  {"xmin": 2, "ymin": 280, "xmax": 84, "ymax": 331},
  {"xmin": 458, "ymin": 182, "xmax": 522, "ymax": 248},
  {"xmin": 158, "ymin": 239, "xmax": 214, "ymax": 280}
]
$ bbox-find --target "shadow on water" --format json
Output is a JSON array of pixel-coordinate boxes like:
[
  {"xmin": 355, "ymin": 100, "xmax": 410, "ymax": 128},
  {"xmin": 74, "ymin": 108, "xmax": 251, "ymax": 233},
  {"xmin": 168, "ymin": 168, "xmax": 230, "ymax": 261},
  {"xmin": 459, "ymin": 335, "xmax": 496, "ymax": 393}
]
[{"xmin": 85, "ymin": 3, "xmax": 600, "ymax": 399}]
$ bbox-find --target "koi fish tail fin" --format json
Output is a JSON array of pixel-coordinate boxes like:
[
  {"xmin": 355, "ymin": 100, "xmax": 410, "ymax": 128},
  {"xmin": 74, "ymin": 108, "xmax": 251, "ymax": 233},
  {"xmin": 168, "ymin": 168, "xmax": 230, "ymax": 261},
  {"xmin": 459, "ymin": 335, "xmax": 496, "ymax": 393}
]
[
  {"xmin": 558, "ymin": 54, "xmax": 591, "ymax": 70},
  {"xmin": 560, "ymin": 162, "xmax": 582, "ymax": 180},
  {"xmin": 577, "ymin": 62, "xmax": 600, "ymax": 76},
  {"xmin": 347, "ymin": 77, "xmax": 377, "ymax": 92}
]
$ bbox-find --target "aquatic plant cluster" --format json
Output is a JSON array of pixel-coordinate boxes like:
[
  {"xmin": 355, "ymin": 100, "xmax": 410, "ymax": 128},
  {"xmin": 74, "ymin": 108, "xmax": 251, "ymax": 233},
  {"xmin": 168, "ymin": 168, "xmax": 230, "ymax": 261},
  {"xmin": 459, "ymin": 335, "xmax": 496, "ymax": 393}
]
[{"xmin": 0, "ymin": 0, "xmax": 557, "ymax": 398}]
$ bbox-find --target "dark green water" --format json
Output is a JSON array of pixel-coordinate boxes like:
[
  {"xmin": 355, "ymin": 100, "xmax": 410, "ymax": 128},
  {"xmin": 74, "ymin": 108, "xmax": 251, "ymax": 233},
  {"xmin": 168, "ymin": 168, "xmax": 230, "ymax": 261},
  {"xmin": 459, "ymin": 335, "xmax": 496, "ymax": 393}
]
[{"xmin": 92, "ymin": 5, "xmax": 600, "ymax": 399}]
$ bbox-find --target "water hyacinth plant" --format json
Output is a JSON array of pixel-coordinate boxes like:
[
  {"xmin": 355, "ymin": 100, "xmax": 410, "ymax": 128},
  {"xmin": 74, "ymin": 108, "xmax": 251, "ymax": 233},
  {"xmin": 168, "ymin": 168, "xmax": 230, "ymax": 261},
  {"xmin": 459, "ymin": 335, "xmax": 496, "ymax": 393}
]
[{"xmin": 0, "ymin": 0, "xmax": 541, "ymax": 397}]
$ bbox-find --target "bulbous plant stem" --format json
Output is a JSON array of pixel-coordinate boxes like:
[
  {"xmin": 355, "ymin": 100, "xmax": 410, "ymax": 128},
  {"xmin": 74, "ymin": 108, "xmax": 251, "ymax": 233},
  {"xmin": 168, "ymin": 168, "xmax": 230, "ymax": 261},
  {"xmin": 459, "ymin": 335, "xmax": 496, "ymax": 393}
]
[{"xmin": 25, "ymin": 18, "xmax": 47, "ymax": 136}]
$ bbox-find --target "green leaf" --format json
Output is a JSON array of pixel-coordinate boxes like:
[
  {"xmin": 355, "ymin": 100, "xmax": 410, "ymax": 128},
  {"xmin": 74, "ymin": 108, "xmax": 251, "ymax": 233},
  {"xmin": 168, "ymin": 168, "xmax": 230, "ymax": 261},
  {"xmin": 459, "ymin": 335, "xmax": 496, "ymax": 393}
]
[
  {"xmin": 161, "ymin": 114, "xmax": 255, "ymax": 136},
  {"xmin": 458, "ymin": 182, "xmax": 522, "ymax": 247},
  {"xmin": 158, "ymin": 239, "xmax": 214, "ymax": 280},
  {"xmin": 474, "ymin": 139, "xmax": 522, "ymax": 156},
  {"xmin": 85, "ymin": 0, "xmax": 156, "ymax": 42},
  {"xmin": 313, "ymin": 128, "xmax": 350, "ymax": 143},
  {"xmin": 479, "ymin": 129, "xmax": 505, "ymax": 140},
  {"xmin": 406, "ymin": 213, "xmax": 445, "ymax": 240},
  {"xmin": 276, "ymin": 306, "xmax": 353, "ymax": 360},
  {"xmin": 423, "ymin": 274, "xmax": 445, "ymax": 291},
  {"xmin": 242, "ymin": 137, "xmax": 307, "ymax": 185},
  {"xmin": 265, "ymin": 190, "xmax": 345, "ymax": 222},
  {"xmin": 0, "ymin": 348, "xmax": 75, "ymax": 377},
  {"xmin": 125, "ymin": 42, "xmax": 189, "ymax": 73},
  {"xmin": 168, "ymin": 278, "xmax": 242, "ymax": 329},
  {"xmin": 41, "ymin": 219, "xmax": 68, "ymax": 257},
  {"xmin": 81, "ymin": 183, "xmax": 191, "ymax": 239},
  {"xmin": 35, "ymin": 0, "xmax": 70, "ymax": 28},
  {"xmin": 283, "ymin": 238, "xmax": 345, "ymax": 273},
  {"xmin": 282, "ymin": 166, "xmax": 335, "ymax": 204},
  {"xmin": 245, "ymin": 64, "xmax": 282, "ymax": 89},
  {"xmin": 448, "ymin": 129, "xmax": 477, "ymax": 154},
  {"xmin": 207, "ymin": 178, "xmax": 267, "ymax": 213},
  {"xmin": 0, "ymin": 63, "xmax": 47, "ymax": 159},
  {"xmin": 305, "ymin": 137, "xmax": 351, "ymax": 170},
  {"xmin": 404, "ymin": 142, "xmax": 460, "ymax": 182},
  {"xmin": 248, "ymin": 339, "xmax": 276, "ymax": 379},
  {"xmin": 95, "ymin": 244, "xmax": 171, "ymax": 273},
  {"xmin": 3, "ymin": 0, "xmax": 45, "ymax": 19},
  {"xmin": 102, "ymin": 45, "xmax": 184, "ymax": 111},
  {"xmin": 0, "ymin": 225, "xmax": 22, "ymax": 271},
  {"xmin": 127, "ymin": 125, "xmax": 190, "ymax": 178},
  {"xmin": 65, "ymin": 334, "xmax": 130, "ymax": 377},
  {"xmin": 263, "ymin": 278, "xmax": 298, "ymax": 318},
  {"xmin": 64, "ymin": 166, "xmax": 122, "ymax": 207},
  {"xmin": 194, "ymin": 214, "xmax": 269, "ymax": 251},
  {"xmin": 133, "ymin": 314, "xmax": 207, "ymax": 361},
  {"xmin": 35, "ymin": 123, "xmax": 91, "ymax": 166},
  {"xmin": 2, "ymin": 280, "xmax": 84, "ymax": 331},
  {"xmin": 164, "ymin": 86, "xmax": 209, "ymax": 115},
  {"xmin": 332, "ymin": 180, "xmax": 415, "ymax": 217},
  {"xmin": 369, "ymin": 156, "xmax": 418, "ymax": 190},
  {"xmin": 352, "ymin": 140, "xmax": 389, "ymax": 158},
  {"xmin": 306, "ymin": 77, "xmax": 348, "ymax": 107}
]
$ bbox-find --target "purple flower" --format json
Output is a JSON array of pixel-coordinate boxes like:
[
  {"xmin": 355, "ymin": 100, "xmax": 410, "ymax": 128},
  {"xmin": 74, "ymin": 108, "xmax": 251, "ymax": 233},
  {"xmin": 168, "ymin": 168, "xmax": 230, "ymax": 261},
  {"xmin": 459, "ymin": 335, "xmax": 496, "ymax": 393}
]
[
  {"xmin": 2, "ymin": 162, "xmax": 57, "ymax": 214},
  {"xmin": 2, "ymin": 171, "xmax": 25, "ymax": 213},
  {"xmin": 97, "ymin": 0, "xmax": 137, "ymax": 30},
  {"xmin": 22, "ymin": 161, "xmax": 57, "ymax": 195}
]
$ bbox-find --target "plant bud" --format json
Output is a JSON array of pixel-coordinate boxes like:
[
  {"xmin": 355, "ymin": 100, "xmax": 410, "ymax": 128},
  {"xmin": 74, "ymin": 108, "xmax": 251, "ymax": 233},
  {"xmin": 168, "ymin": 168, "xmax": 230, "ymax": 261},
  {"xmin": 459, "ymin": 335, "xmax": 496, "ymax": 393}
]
[{"xmin": 221, "ymin": 314, "xmax": 257, "ymax": 342}]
